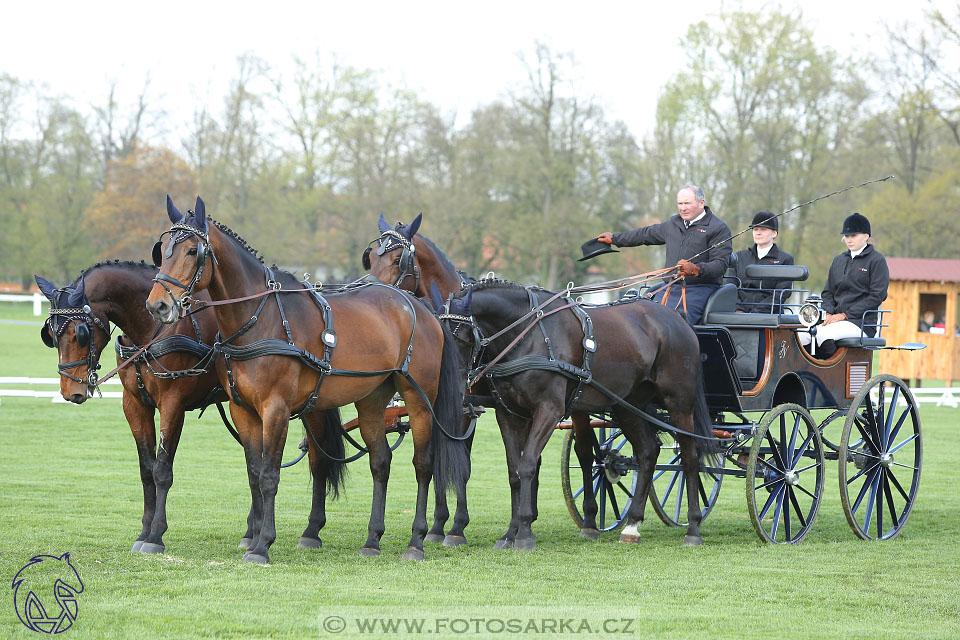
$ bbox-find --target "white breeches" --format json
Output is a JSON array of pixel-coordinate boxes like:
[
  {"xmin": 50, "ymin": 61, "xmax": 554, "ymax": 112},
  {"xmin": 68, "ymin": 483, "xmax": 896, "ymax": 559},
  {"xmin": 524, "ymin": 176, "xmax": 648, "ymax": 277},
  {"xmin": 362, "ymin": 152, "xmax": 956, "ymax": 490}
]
[{"xmin": 797, "ymin": 320, "xmax": 865, "ymax": 351}]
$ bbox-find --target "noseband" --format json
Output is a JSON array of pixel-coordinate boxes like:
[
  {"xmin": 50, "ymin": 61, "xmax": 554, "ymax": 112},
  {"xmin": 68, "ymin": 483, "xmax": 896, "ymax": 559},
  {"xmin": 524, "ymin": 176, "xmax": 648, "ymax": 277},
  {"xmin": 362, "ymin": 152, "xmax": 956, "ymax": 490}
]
[
  {"xmin": 152, "ymin": 221, "xmax": 215, "ymax": 311},
  {"xmin": 45, "ymin": 296, "xmax": 110, "ymax": 392},
  {"xmin": 373, "ymin": 229, "xmax": 419, "ymax": 290}
]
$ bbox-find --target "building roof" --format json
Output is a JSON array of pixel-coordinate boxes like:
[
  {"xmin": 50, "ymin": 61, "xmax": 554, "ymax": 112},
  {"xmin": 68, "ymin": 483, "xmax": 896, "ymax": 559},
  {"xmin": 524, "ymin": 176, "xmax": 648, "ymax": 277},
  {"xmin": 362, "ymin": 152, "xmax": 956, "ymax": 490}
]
[{"xmin": 887, "ymin": 257, "xmax": 960, "ymax": 283}]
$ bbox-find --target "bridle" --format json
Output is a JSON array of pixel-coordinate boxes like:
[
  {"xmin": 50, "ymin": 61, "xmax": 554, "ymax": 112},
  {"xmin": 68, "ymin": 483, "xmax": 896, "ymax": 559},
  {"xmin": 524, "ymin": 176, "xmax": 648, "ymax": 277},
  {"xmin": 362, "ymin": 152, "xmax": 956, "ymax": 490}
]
[
  {"xmin": 42, "ymin": 292, "xmax": 111, "ymax": 393},
  {"xmin": 371, "ymin": 229, "xmax": 419, "ymax": 290},
  {"xmin": 152, "ymin": 219, "xmax": 215, "ymax": 312}
]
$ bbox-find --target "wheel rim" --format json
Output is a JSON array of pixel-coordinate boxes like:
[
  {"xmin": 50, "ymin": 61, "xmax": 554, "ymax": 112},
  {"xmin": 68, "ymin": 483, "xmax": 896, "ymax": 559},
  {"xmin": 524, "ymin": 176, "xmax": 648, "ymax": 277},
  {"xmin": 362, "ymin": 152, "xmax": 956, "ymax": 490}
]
[
  {"xmin": 561, "ymin": 425, "xmax": 637, "ymax": 531},
  {"xmin": 746, "ymin": 404, "xmax": 824, "ymax": 544},
  {"xmin": 839, "ymin": 375, "xmax": 922, "ymax": 541},
  {"xmin": 649, "ymin": 436, "xmax": 723, "ymax": 527}
]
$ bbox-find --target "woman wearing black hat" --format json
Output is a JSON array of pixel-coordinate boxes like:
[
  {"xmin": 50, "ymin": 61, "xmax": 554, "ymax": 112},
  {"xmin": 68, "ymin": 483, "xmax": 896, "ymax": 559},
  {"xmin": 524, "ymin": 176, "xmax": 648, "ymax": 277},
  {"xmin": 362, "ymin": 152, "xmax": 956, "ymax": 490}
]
[
  {"xmin": 798, "ymin": 212, "xmax": 889, "ymax": 358},
  {"xmin": 733, "ymin": 210, "xmax": 795, "ymax": 312}
]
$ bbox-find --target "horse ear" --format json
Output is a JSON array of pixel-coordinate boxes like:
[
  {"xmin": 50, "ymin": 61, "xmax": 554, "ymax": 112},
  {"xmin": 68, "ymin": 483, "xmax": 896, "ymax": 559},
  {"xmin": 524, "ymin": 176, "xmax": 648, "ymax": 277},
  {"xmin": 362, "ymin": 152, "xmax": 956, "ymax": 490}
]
[
  {"xmin": 35, "ymin": 276, "xmax": 57, "ymax": 301},
  {"xmin": 68, "ymin": 277, "xmax": 86, "ymax": 307},
  {"xmin": 166, "ymin": 194, "xmax": 183, "ymax": 223},
  {"xmin": 361, "ymin": 247, "xmax": 372, "ymax": 270},
  {"xmin": 193, "ymin": 196, "xmax": 208, "ymax": 232},
  {"xmin": 429, "ymin": 281, "xmax": 445, "ymax": 313},
  {"xmin": 455, "ymin": 286, "xmax": 473, "ymax": 315},
  {"xmin": 404, "ymin": 212, "xmax": 422, "ymax": 240},
  {"xmin": 377, "ymin": 212, "xmax": 391, "ymax": 233}
]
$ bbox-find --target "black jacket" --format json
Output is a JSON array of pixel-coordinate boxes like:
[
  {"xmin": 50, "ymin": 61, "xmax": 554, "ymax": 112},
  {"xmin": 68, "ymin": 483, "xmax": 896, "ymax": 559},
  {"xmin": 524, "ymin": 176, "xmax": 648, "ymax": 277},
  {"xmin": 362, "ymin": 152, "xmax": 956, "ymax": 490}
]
[
  {"xmin": 821, "ymin": 243, "xmax": 889, "ymax": 336},
  {"xmin": 611, "ymin": 206, "xmax": 732, "ymax": 286},
  {"xmin": 733, "ymin": 243, "xmax": 795, "ymax": 312}
]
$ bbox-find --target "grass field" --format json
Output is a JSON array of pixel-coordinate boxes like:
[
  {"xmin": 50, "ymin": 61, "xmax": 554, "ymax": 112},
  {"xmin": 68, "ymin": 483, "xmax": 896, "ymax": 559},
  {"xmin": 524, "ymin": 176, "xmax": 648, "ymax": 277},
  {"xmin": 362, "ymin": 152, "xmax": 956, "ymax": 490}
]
[{"xmin": 1, "ymin": 300, "xmax": 959, "ymax": 639}]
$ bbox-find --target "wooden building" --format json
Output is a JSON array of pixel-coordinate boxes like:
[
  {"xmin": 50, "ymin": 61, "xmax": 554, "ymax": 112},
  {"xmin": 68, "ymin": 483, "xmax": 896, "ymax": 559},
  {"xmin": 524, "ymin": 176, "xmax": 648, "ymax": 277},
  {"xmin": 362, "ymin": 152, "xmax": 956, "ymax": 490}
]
[{"xmin": 879, "ymin": 257, "xmax": 960, "ymax": 385}]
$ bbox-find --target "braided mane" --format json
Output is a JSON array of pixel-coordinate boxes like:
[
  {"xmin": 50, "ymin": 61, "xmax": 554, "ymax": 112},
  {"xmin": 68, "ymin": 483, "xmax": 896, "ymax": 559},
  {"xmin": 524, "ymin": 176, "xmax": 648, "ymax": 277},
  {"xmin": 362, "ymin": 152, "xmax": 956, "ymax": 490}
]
[
  {"xmin": 209, "ymin": 218, "xmax": 264, "ymax": 265},
  {"xmin": 71, "ymin": 260, "xmax": 157, "ymax": 286},
  {"xmin": 469, "ymin": 277, "xmax": 550, "ymax": 295}
]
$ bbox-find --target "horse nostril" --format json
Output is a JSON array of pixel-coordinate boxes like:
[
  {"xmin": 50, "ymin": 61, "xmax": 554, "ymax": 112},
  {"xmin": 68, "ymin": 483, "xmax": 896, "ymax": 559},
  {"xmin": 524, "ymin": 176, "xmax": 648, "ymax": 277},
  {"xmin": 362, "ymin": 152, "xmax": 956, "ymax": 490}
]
[{"xmin": 69, "ymin": 393, "xmax": 87, "ymax": 404}]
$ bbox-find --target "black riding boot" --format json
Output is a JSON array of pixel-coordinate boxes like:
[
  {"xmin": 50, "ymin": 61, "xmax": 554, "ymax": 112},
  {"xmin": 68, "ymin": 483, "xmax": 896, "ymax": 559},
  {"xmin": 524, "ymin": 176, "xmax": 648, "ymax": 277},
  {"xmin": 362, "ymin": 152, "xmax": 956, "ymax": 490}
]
[{"xmin": 818, "ymin": 339, "xmax": 837, "ymax": 359}]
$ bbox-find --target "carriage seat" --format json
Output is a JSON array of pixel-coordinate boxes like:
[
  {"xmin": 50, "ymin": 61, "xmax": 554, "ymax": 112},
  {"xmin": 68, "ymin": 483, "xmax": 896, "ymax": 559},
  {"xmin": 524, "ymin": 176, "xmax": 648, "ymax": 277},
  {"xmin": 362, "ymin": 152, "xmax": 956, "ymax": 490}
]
[
  {"xmin": 701, "ymin": 284, "xmax": 781, "ymax": 327},
  {"xmin": 835, "ymin": 336, "xmax": 886, "ymax": 349}
]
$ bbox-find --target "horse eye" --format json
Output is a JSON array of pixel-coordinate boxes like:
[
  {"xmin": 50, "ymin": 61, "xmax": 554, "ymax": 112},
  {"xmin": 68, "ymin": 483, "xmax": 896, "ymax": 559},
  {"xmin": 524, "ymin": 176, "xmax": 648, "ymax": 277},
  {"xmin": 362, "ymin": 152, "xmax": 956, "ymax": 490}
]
[{"xmin": 187, "ymin": 247, "xmax": 198, "ymax": 256}]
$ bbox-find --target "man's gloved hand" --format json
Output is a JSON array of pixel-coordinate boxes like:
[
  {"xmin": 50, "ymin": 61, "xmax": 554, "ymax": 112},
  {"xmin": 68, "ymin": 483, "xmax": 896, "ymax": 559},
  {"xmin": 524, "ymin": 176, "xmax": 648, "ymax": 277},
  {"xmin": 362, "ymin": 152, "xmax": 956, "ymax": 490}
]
[
  {"xmin": 597, "ymin": 232, "xmax": 614, "ymax": 245},
  {"xmin": 676, "ymin": 259, "xmax": 700, "ymax": 278}
]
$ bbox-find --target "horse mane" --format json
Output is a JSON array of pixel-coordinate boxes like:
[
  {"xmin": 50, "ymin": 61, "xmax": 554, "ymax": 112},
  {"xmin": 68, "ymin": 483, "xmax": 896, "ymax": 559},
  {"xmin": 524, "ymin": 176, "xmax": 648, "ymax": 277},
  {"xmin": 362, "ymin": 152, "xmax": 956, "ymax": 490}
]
[
  {"xmin": 469, "ymin": 277, "xmax": 550, "ymax": 295},
  {"xmin": 416, "ymin": 234, "xmax": 460, "ymax": 278},
  {"xmin": 209, "ymin": 218, "xmax": 264, "ymax": 265},
  {"xmin": 71, "ymin": 260, "xmax": 157, "ymax": 286}
]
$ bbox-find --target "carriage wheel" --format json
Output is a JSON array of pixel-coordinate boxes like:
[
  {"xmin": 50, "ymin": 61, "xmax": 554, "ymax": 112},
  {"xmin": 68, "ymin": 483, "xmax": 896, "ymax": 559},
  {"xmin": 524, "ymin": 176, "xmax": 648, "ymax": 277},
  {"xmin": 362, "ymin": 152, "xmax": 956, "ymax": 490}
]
[
  {"xmin": 746, "ymin": 403, "xmax": 824, "ymax": 544},
  {"xmin": 560, "ymin": 424, "xmax": 637, "ymax": 532},
  {"xmin": 816, "ymin": 410, "xmax": 847, "ymax": 452},
  {"xmin": 839, "ymin": 374, "xmax": 921, "ymax": 541},
  {"xmin": 648, "ymin": 435, "xmax": 723, "ymax": 528}
]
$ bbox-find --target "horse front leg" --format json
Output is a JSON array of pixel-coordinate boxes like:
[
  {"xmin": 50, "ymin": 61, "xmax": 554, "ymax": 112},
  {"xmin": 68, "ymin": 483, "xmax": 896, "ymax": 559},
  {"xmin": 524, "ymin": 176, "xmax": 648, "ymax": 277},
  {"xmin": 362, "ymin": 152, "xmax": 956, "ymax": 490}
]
[
  {"xmin": 493, "ymin": 410, "xmax": 527, "ymax": 550},
  {"xmin": 123, "ymin": 394, "xmax": 157, "ymax": 552},
  {"xmin": 140, "ymin": 406, "xmax": 186, "ymax": 554},
  {"xmin": 244, "ymin": 403, "xmax": 290, "ymax": 564},
  {"xmin": 297, "ymin": 412, "xmax": 330, "ymax": 549},
  {"xmin": 514, "ymin": 406, "xmax": 559, "ymax": 551},
  {"xmin": 678, "ymin": 432, "xmax": 704, "ymax": 546},
  {"xmin": 428, "ymin": 421, "xmax": 473, "ymax": 546},
  {"xmin": 400, "ymin": 399, "xmax": 436, "ymax": 561},
  {"xmin": 616, "ymin": 416, "xmax": 660, "ymax": 544},
  {"xmin": 355, "ymin": 391, "xmax": 393, "ymax": 556}
]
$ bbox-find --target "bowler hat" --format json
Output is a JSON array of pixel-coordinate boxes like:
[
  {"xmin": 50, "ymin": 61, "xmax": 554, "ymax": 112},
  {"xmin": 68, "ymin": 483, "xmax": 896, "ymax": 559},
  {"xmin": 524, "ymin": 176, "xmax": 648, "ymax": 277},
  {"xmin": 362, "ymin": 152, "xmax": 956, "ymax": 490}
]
[
  {"xmin": 840, "ymin": 212, "xmax": 871, "ymax": 235},
  {"xmin": 578, "ymin": 238, "xmax": 619, "ymax": 261},
  {"xmin": 751, "ymin": 210, "xmax": 778, "ymax": 231}
]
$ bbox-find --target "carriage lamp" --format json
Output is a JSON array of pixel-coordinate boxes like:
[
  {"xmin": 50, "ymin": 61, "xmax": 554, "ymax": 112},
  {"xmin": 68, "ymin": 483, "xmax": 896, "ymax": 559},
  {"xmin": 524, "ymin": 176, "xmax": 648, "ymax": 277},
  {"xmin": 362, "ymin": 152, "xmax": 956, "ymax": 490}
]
[{"xmin": 798, "ymin": 295, "xmax": 823, "ymax": 328}]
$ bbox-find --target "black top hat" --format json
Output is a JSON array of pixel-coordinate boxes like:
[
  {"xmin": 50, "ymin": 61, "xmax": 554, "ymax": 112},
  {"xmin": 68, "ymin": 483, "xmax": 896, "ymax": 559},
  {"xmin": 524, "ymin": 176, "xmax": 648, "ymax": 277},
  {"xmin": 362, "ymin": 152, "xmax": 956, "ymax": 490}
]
[
  {"xmin": 751, "ymin": 210, "xmax": 778, "ymax": 231},
  {"xmin": 840, "ymin": 212, "xmax": 871, "ymax": 235},
  {"xmin": 578, "ymin": 238, "xmax": 619, "ymax": 261}
]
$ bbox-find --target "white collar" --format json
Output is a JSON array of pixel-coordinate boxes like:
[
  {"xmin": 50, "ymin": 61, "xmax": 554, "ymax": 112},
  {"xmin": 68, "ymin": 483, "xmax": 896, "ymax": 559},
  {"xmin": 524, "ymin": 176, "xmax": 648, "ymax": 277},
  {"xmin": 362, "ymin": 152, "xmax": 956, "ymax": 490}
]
[
  {"xmin": 850, "ymin": 245, "xmax": 867, "ymax": 259},
  {"xmin": 756, "ymin": 244, "xmax": 773, "ymax": 259},
  {"xmin": 684, "ymin": 211, "xmax": 707, "ymax": 227}
]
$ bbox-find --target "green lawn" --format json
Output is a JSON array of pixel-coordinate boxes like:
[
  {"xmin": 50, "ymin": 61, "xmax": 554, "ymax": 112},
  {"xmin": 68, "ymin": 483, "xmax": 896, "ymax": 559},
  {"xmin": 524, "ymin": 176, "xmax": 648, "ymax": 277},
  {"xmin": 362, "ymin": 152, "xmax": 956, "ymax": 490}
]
[{"xmin": 1, "ymin": 302, "xmax": 958, "ymax": 639}]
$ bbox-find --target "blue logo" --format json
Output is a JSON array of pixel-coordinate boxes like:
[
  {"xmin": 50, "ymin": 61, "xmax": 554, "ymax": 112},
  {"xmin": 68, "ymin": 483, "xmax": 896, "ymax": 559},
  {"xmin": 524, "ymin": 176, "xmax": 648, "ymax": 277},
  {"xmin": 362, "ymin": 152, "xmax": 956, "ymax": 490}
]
[{"xmin": 11, "ymin": 553, "xmax": 84, "ymax": 634}]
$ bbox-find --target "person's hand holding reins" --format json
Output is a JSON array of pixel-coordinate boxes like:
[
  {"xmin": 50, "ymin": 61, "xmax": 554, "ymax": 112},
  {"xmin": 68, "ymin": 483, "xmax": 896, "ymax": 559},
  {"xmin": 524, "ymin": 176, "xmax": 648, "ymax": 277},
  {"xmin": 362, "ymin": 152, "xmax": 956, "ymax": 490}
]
[{"xmin": 676, "ymin": 259, "xmax": 701, "ymax": 278}]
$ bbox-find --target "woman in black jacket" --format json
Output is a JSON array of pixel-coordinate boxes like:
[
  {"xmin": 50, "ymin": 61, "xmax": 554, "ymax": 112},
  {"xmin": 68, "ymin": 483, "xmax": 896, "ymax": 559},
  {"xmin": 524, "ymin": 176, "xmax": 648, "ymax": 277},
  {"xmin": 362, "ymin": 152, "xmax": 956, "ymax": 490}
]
[{"xmin": 799, "ymin": 212, "xmax": 889, "ymax": 358}]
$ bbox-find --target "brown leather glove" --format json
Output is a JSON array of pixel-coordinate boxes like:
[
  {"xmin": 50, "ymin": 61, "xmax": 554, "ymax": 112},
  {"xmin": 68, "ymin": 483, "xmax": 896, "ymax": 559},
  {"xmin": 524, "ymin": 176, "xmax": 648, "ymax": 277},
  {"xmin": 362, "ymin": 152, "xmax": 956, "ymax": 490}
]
[
  {"xmin": 597, "ymin": 232, "xmax": 614, "ymax": 245},
  {"xmin": 677, "ymin": 259, "xmax": 700, "ymax": 278}
]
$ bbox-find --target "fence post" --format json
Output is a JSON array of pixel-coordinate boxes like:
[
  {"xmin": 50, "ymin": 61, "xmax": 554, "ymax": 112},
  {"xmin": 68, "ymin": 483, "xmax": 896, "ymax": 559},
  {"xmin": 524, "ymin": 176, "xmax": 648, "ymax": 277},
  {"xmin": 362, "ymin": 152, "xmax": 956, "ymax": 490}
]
[{"xmin": 34, "ymin": 292, "xmax": 43, "ymax": 316}]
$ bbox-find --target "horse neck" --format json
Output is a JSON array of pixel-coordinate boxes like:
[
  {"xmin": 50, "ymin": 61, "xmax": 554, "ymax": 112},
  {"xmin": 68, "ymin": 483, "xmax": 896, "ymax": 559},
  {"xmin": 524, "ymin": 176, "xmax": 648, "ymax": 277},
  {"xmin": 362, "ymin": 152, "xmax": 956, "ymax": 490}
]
[
  {"xmin": 413, "ymin": 237, "xmax": 461, "ymax": 298},
  {"xmin": 205, "ymin": 225, "xmax": 270, "ymax": 337},
  {"xmin": 473, "ymin": 287, "xmax": 533, "ymax": 349},
  {"xmin": 84, "ymin": 266, "xmax": 159, "ymax": 344}
]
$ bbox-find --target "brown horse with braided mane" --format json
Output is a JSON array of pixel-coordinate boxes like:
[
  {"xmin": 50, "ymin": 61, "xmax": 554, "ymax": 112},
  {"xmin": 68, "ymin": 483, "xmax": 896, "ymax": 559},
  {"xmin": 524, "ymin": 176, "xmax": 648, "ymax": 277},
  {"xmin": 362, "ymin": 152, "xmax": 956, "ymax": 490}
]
[
  {"xmin": 146, "ymin": 197, "xmax": 467, "ymax": 563},
  {"xmin": 35, "ymin": 262, "xmax": 345, "ymax": 555}
]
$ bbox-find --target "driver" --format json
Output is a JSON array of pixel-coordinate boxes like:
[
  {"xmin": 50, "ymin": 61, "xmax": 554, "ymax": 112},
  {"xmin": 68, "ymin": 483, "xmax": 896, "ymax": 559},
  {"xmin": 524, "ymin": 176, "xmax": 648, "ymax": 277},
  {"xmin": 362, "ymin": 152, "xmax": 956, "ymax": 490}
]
[{"xmin": 597, "ymin": 184, "xmax": 732, "ymax": 325}]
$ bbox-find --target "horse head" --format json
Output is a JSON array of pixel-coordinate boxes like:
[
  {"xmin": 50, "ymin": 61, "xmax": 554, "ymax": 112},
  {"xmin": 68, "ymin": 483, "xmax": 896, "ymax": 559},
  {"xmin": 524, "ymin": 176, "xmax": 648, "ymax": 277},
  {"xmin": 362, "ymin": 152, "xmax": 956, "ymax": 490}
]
[
  {"xmin": 147, "ymin": 195, "xmax": 214, "ymax": 324},
  {"xmin": 35, "ymin": 274, "xmax": 109, "ymax": 403},
  {"xmin": 362, "ymin": 212, "xmax": 422, "ymax": 292}
]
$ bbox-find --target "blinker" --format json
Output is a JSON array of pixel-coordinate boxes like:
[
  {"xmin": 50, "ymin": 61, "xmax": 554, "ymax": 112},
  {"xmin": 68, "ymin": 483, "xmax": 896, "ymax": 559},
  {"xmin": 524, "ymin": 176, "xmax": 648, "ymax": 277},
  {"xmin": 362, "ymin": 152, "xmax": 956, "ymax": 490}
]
[{"xmin": 76, "ymin": 322, "xmax": 91, "ymax": 348}]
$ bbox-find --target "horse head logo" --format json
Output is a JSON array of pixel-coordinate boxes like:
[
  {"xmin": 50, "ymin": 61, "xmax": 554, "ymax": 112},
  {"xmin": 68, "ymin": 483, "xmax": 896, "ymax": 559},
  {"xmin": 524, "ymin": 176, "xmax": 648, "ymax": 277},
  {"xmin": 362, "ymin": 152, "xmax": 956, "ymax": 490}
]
[{"xmin": 11, "ymin": 553, "xmax": 84, "ymax": 634}]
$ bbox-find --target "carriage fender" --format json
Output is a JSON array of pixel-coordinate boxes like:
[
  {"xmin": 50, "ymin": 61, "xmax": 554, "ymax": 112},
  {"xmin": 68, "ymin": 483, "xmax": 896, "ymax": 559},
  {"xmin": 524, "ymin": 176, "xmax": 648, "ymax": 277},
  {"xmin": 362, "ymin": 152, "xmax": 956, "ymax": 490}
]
[{"xmin": 772, "ymin": 371, "xmax": 806, "ymax": 408}]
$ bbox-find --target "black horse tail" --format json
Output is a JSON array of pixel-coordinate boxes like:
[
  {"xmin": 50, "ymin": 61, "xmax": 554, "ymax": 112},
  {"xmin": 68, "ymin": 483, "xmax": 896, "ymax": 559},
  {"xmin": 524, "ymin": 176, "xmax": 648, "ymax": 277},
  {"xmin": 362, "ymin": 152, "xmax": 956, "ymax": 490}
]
[
  {"xmin": 431, "ymin": 322, "xmax": 470, "ymax": 495},
  {"xmin": 304, "ymin": 408, "xmax": 347, "ymax": 499},
  {"xmin": 693, "ymin": 369, "xmax": 721, "ymax": 466}
]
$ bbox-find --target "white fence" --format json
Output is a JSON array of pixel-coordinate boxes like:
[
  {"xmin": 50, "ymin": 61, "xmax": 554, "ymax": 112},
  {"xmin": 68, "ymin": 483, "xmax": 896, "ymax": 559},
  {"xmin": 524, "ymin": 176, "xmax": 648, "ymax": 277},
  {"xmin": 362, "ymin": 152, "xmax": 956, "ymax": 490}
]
[
  {"xmin": 0, "ymin": 292, "xmax": 47, "ymax": 315},
  {"xmin": 0, "ymin": 376, "xmax": 122, "ymax": 404}
]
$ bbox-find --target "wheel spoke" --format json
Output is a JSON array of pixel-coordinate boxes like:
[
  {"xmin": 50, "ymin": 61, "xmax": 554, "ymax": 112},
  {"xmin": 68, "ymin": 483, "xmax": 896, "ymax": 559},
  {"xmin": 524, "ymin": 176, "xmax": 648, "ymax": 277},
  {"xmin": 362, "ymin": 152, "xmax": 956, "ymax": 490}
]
[
  {"xmin": 608, "ymin": 484, "xmax": 621, "ymax": 519},
  {"xmin": 861, "ymin": 468, "xmax": 882, "ymax": 533},
  {"xmin": 792, "ymin": 479, "xmax": 818, "ymax": 501},
  {"xmin": 791, "ymin": 431, "xmax": 817, "ymax": 468},
  {"xmin": 615, "ymin": 480, "xmax": 635, "ymax": 499},
  {"xmin": 883, "ymin": 386, "xmax": 901, "ymax": 447},
  {"xmin": 787, "ymin": 413, "xmax": 801, "ymax": 464},
  {"xmin": 851, "ymin": 465, "xmax": 880, "ymax": 512},
  {"xmin": 788, "ymin": 486, "xmax": 809, "ymax": 528},
  {"xmin": 758, "ymin": 455, "xmax": 783, "ymax": 474},
  {"xmin": 845, "ymin": 462, "xmax": 873, "ymax": 486},
  {"xmin": 769, "ymin": 485, "xmax": 786, "ymax": 541},
  {"xmin": 659, "ymin": 471, "xmax": 680, "ymax": 510},
  {"xmin": 882, "ymin": 470, "xmax": 901, "ymax": 530},
  {"xmin": 783, "ymin": 484, "xmax": 792, "ymax": 540},
  {"xmin": 765, "ymin": 428, "xmax": 786, "ymax": 469},
  {"xmin": 794, "ymin": 461, "xmax": 821, "ymax": 475},
  {"xmin": 886, "ymin": 408, "xmax": 910, "ymax": 450},
  {"xmin": 673, "ymin": 473, "xmax": 686, "ymax": 523},
  {"xmin": 889, "ymin": 432, "xmax": 920, "ymax": 455},
  {"xmin": 862, "ymin": 398, "xmax": 883, "ymax": 453},
  {"xmin": 886, "ymin": 468, "xmax": 913, "ymax": 502},
  {"xmin": 853, "ymin": 412, "xmax": 882, "ymax": 454},
  {"xmin": 758, "ymin": 481, "xmax": 783, "ymax": 520}
]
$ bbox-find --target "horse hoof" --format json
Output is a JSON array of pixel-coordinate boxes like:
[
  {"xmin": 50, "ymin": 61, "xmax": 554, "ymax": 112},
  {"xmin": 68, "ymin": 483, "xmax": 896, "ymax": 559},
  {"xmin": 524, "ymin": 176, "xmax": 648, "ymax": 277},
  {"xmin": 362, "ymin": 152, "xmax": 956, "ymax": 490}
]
[
  {"xmin": 242, "ymin": 552, "xmax": 270, "ymax": 564},
  {"xmin": 359, "ymin": 547, "xmax": 381, "ymax": 557},
  {"xmin": 579, "ymin": 528, "xmax": 601, "ymax": 541},
  {"xmin": 618, "ymin": 523, "xmax": 640, "ymax": 544},
  {"xmin": 238, "ymin": 537, "xmax": 253, "ymax": 550},
  {"xmin": 297, "ymin": 536, "xmax": 322, "ymax": 549},
  {"xmin": 424, "ymin": 533, "xmax": 445, "ymax": 544},
  {"xmin": 514, "ymin": 537, "xmax": 536, "ymax": 551},
  {"xmin": 492, "ymin": 538, "xmax": 513, "ymax": 551},
  {"xmin": 443, "ymin": 535, "xmax": 467, "ymax": 547},
  {"xmin": 683, "ymin": 535, "xmax": 703, "ymax": 546},
  {"xmin": 401, "ymin": 546, "xmax": 424, "ymax": 561},
  {"xmin": 131, "ymin": 541, "xmax": 144, "ymax": 552},
  {"xmin": 139, "ymin": 542, "xmax": 165, "ymax": 554}
]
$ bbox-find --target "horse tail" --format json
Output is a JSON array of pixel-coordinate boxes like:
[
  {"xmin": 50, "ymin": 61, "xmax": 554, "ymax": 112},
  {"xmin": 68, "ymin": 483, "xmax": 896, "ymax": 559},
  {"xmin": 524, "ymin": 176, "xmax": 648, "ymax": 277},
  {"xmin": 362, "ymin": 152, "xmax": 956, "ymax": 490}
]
[
  {"xmin": 693, "ymin": 368, "xmax": 721, "ymax": 466},
  {"xmin": 305, "ymin": 408, "xmax": 347, "ymax": 499},
  {"xmin": 431, "ymin": 322, "xmax": 470, "ymax": 495}
]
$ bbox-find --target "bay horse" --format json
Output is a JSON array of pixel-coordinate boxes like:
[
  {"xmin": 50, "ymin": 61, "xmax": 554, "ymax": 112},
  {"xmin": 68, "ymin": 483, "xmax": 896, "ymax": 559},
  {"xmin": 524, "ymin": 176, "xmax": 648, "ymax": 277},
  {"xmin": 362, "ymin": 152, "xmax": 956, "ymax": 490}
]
[
  {"xmin": 362, "ymin": 213, "xmax": 474, "ymax": 545},
  {"xmin": 434, "ymin": 278, "xmax": 717, "ymax": 549},
  {"xmin": 35, "ymin": 262, "xmax": 345, "ymax": 555},
  {"xmin": 145, "ymin": 196, "xmax": 467, "ymax": 563}
]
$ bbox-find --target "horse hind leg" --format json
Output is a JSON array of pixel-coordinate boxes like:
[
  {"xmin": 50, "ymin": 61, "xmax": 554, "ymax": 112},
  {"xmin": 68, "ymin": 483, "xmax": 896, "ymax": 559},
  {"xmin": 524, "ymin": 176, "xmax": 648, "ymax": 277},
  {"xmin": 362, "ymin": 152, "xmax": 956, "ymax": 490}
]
[
  {"xmin": 570, "ymin": 412, "xmax": 601, "ymax": 540},
  {"xmin": 427, "ymin": 420, "xmax": 473, "ymax": 547},
  {"xmin": 397, "ymin": 394, "xmax": 437, "ymax": 561},
  {"xmin": 355, "ymin": 389, "xmax": 395, "ymax": 557},
  {"xmin": 615, "ymin": 415, "xmax": 660, "ymax": 544}
]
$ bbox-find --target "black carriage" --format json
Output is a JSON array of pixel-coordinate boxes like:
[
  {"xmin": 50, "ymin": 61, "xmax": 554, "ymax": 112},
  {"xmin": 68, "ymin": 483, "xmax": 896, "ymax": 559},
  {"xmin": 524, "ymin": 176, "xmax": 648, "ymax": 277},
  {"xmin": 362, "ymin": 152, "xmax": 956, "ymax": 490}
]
[{"xmin": 560, "ymin": 264, "xmax": 923, "ymax": 544}]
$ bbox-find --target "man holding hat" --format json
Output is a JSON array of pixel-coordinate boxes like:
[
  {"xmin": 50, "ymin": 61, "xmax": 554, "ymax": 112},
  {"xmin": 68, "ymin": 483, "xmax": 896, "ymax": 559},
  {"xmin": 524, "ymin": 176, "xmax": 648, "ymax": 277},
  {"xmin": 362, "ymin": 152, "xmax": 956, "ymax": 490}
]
[
  {"xmin": 798, "ymin": 212, "xmax": 889, "ymax": 358},
  {"xmin": 595, "ymin": 184, "xmax": 732, "ymax": 324},
  {"xmin": 733, "ymin": 210, "xmax": 795, "ymax": 312}
]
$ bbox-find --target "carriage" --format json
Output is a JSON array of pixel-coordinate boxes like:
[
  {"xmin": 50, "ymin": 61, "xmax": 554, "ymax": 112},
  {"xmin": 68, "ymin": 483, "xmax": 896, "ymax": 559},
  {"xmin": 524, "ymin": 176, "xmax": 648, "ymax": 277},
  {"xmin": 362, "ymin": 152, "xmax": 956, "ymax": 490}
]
[{"xmin": 558, "ymin": 264, "xmax": 923, "ymax": 544}]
